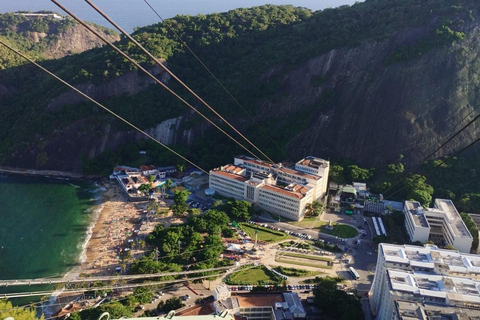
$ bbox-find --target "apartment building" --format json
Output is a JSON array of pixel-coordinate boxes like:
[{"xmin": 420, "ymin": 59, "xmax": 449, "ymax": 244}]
[
  {"xmin": 369, "ymin": 243, "xmax": 480, "ymax": 319},
  {"xmin": 404, "ymin": 199, "xmax": 473, "ymax": 253},
  {"xmin": 394, "ymin": 300, "xmax": 480, "ymax": 320},
  {"xmin": 209, "ymin": 156, "xmax": 329, "ymax": 221}
]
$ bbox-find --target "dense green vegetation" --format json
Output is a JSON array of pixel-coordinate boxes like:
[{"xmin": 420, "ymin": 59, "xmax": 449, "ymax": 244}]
[
  {"xmin": 239, "ymin": 223, "xmax": 288, "ymax": 242},
  {"xmin": 0, "ymin": 12, "xmax": 115, "ymax": 69},
  {"xmin": 142, "ymin": 209, "xmax": 232, "ymax": 273},
  {"xmin": 460, "ymin": 212, "xmax": 479, "ymax": 252},
  {"xmin": 156, "ymin": 297, "xmax": 184, "ymax": 314},
  {"xmin": 0, "ymin": 0, "xmax": 476, "ymax": 172},
  {"xmin": 226, "ymin": 266, "xmax": 282, "ymax": 285},
  {"xmin": 313, "ymin": 277, "xmax": 364, "ymax": 320},
  {"xmin": 0, "ymin": 299, "xmax": 41, "ymax": 320}
]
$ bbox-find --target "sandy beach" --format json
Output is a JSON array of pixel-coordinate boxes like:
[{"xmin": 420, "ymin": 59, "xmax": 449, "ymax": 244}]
[{"xmin": 78, "ymin": 180, "xmax": 168, "ymax": 277}]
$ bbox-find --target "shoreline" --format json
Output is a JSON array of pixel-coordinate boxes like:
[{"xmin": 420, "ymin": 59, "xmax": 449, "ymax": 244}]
[
  {"xmin": 0, "ymin": 165, "xmax": 101, "ymax": 180},
  {"xmin": 73, "ymin": 179, "xmax": 164, "ymax": 277}
]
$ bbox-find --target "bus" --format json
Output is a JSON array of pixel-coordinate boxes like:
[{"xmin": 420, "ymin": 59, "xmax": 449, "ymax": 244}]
[{"xmin": 349, "ymin": 267, "xmax": 360, "ymax": 280}]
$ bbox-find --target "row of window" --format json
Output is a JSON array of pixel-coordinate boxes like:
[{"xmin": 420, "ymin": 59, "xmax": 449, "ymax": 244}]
[
  {"xmin": 259, "ymin": 189, "xmax": 300, "ymax": 203},
  {"xmin": 211, "ymin": 176, "xmax": 244, "ymax": 192},
  {"xmin": 210, "ymin": 182, "xmax": 244, "ymax": 198},
  {"xmin": 259, "ymin": 198, "xmax": 299, "ymax": 213},
  {"xmin": 260, "ymin": 192, "xmax": 299, "ymax": 208},
  {"xmin": 258, "ymin": 202, "xmax": 299, "ymax": 219}
]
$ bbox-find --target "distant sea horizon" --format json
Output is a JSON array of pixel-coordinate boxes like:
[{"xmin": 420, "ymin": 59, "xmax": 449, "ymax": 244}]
[{"xmin": 1, "ymin": 0, "xmax": 361, "ymax": 33}]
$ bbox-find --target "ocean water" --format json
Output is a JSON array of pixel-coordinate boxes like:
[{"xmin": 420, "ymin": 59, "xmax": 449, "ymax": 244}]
[
  {"xmin": 0, "ymin": 174, "xmax": 99, "ymax": 282},
  {"xmin": 0, "ymin": 0, "xmax": 361, "ymax": 33}
]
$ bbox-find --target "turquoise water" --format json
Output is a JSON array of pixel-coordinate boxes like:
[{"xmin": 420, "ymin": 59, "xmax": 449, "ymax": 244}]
[{"xmin": 0, "ymin": 174, "xmax": 98, "ymax": 281}]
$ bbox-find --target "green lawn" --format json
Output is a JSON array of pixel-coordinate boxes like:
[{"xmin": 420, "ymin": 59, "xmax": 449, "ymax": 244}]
[
  {"xmin": 272, "ymin": 266, "xmax": 322, "ymax": 277},
  {"xmin": 291, "ymin": 217, "xmax": 327, "ymax": 228},
  {"xmin": 226, "ymin": 266, "xmax": 281, "ymax": 285},
  {"xmin": 280, "ymin": 252, "xmax": 333, "ymax": 262},
  {"xmin": 320, "ymin": 224, "xmax": 358, "ymax": 238},
  {"xmin": 239, "ymin": 223, "xmax": 288, "ymax": 243},
  {"xmin": 275, "ymin": 252, "xmax": 333, "ymax": 269},
  {"xmin": 275, "ymin": 257, "xmax": 333, "ymax": 269}
]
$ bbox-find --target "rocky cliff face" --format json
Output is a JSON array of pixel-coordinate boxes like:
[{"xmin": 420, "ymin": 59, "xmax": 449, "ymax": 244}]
[
  {"xmin": 259, "ymin": 23, "xmax": 480, "ymax": 167},
  {"xmin": 42, "ymin": 23, "xmax": 120, "ymax": 59},
  {"xmin": 0, "ymin": 13, "xmax": 120, "ymax": 67},
  {"xmin": 4, "ymin": 8, "xmax": 480, "ymax": 172}
]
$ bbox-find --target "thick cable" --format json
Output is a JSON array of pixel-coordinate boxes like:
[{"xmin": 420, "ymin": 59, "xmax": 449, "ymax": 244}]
[
  {"xmin": 385, "ymin": 135, "xmax": 480, "ymax": 200},
  {"xmin": 0, "ymin": 38, "xmax": 207, "ymax": 175},
  {"xmin": 86, "ymin": 0, "xmax": 275, "ymax": 164},
  {"xmin": 51, "ymin": 0, "xmax": 264, "ymax": 162},
  {"xmin": 383, "ymin": 106, "xmax": 480, "ymax": 197},
  {"xmin": 142, "ymin": 0, "xmax": 285, "ymax": 155}
]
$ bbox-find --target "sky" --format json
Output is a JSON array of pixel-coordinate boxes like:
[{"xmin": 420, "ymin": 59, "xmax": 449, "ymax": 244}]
[{"xmin": 1, "ymin": 0, "xmax": 362, "ymax": 33}]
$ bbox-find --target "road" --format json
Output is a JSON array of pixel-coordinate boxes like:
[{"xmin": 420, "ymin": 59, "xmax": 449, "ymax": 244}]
[{"xmin": 253, "ymin": 210, "xmax": 377, "ymax": 318}]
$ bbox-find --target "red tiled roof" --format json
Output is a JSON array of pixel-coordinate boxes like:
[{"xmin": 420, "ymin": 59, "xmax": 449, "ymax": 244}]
[
  {"xmin": 140, "ymin": 165, "xmax": 157, "ymax": 171},
  {"xmin": 177, "ymin": 303, "xmax": 214, "ymax": 316},
  {"xmin": 260, "ymin": 184, "xmax": 305, "ymax": 199},
  {"xmin": 212, "ymin": 170, "xmax": 248, "ymax": 182},
  {"xmin": 278, "ymin": 167, "xmax": 320, "ymax": 180},
  {"xmin": 235, "ymin": 293, "xmax": 284, "ymax": 307}
]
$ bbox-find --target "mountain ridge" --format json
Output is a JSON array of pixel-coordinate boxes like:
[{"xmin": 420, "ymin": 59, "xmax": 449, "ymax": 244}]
[{"xmin": 1, "ymin": 1, "xmax": 480, "ymax": 174}]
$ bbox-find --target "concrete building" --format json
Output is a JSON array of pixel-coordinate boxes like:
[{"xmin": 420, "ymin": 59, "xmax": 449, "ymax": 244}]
[
  {"xmin": 404, "ymin": 199, "xmax": 473, "ymax": 253},
  {"xmin": 109, "ymin": 312, "xmax": 234, "ymax": 320},
  {"xmin": 376, "ymin": 269, "xmax": 480, "ymax": 320},
  {"xmin": 214, "ymin": 291, "xmax": 306, "ymax": 320},
  {"xmin": 370, "ymin": 243, "xmax": 480, "ymax": 319},
  {"xmin": 209, "ymin": 156, "xmax": 329, "ymax": 221},
  {"xmin": 394, "ymin": 300, "xmax": 480, "ymax": 320}
]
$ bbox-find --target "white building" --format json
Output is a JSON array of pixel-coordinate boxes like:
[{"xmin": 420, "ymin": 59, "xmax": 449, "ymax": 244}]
[
  {"xmin": 394, "ymin": 300, "xmax": 480, "ymax": 320},
  {"xmin": 376, "ymin": 269, "xmax": 480, "ymax": 320},
  {"xmin": 370, "ymin": 243, "xmax": 480, "ymax": 319},
  {"xmin": 209, "ymin": 156, "xmax": 329, "ymax": 221},
  {"xmin": 404, "ymin": 199, "xmax": 473, "ymax": 253}
]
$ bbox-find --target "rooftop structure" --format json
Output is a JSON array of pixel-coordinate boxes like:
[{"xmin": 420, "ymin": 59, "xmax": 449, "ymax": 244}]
[
  {"xmin": 109, "ymin": 312, "xmax": 234, "ymax": 320},
  {"xmin": 370, "ymin": 243, "xmax": 480, "ymax": 320},
  {"xmin": 404, "ymin": 199, "xmax": 472, "ymax": 253},
  {"xmin": 394, "ymin": 300, "xmax": 480, "ymax": 320},
  {"xmin": 209, "ymin": 156, "xmax": 329, "ymax": 221},
  {"xmin": 214, "ymin": 291, "xmax": 306, "ymax": 320}
]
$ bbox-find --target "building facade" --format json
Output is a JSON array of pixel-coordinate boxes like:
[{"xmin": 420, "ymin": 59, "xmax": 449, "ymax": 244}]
[
  {"xmin": 209, "ymin": 156, "xmax": 329, "ymax": 221},
  {"xmin": 404, "ymin": 199, "xmax": 473, "ymax": 253},
  {"xmin": 370, "ymin": 243, "xmax": 480, "ymax": 320}
]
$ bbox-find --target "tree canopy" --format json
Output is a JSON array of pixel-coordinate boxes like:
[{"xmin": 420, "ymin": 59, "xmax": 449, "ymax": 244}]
[
  {"xmin": 0, "ymin": 300, "xmax": 42, "ymax": 320},
  {"xmin": 313, "ymin": 277, "xmax": 364, "ymax": 320}
]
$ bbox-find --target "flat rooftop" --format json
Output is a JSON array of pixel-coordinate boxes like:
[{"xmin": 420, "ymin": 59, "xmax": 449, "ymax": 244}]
[
  {"xmin": 260, "ymin": 184, "xmax": 307, "ymax": 200},
  {"xmin": 379, "ymin": 243, "xmax": 480, "ymax": 274},
  {"xmin": 211, "ymin": 169, "xmax": 249, "ymax": 182},
  {"xmin": 388, "ymin": 269, "xmax": 480, "ymax": 304},
  {"xmin": 434, "ymin": 199, "xmax": 472, "ymax": 239},
  {"xmin": 405, "ymin": 201, "xmax": 429, "ymax": 228},
  {"xmin": 395, "ymin": 300, "xmax": 480, "ymax": 320},
  {"xmin": 297, "ymin": 156, "xmax": 329, "ymax": 169}
]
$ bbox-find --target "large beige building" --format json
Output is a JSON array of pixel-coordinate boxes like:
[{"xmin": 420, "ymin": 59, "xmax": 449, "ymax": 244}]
[
  {"xmin": 404, "ymin": 199, "xmax": 473, "ymax": 253},
  {"xmin": 370, "ymin": 243, "xmax": 480, "ymax": 320},
  {"xmin": 209, "ymin": 156, "xmax": 329, "ymax": 221}
]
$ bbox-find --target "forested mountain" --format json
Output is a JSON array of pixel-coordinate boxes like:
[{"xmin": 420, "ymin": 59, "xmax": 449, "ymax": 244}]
[
  {"xmin": 0, "ymin": 12, "xmax": 119, "ymax": 68},
  {"xmin": 1, "ymin": 0, "xmax": 480, "ymax": 189}
]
